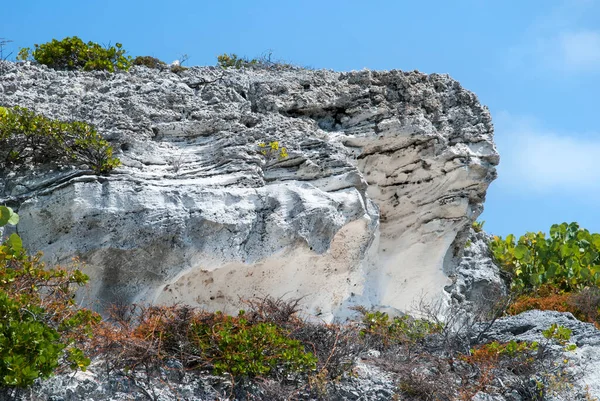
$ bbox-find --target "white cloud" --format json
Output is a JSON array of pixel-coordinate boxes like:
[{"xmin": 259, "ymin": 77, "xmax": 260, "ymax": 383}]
[
  {"xmin": 558, "ymin": 30, "xmax": 600, "ymax": 71},
  {"xmin": 493, "ymin": 112, "xmax": 600, "ymax": 193},
  {"xmin": 507, "ymin": 1, "xmax": 600, "ymax": 74}
]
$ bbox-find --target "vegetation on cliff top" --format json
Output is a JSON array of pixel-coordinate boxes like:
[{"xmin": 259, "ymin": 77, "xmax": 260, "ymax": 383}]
[
  {"xmin": 17, "ymin": 36, "xmax": 132, "ymax": 72},
  {"xmin": 13, "ymin": 36, "xmax": 297, "ymax": 74}
]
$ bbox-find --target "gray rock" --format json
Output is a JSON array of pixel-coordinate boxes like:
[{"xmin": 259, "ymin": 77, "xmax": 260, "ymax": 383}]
[
  {"xmin": 446, "ymin": 228, "xmax": 507, "ymax": 317},
  {"xmin": 477, "ymin": 310, "xmax": 600, "ymax": 399},
  {"xmin": 0, "ymin": 60, "xmax": 498, "ymax": 319},
  {"xmin": 472, "ymin": 392, "xmax": 508, "ymax": 401}
]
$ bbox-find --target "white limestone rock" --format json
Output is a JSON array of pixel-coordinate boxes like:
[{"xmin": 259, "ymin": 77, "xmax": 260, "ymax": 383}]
[{"xmin": 0, "ymin": 61, "xmax": 498, "ymax": 319}]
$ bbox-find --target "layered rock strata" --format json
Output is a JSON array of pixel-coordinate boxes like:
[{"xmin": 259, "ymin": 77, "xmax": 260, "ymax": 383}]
[{"xmin": 0, "ymin": 61, "xmax": 498, "ymax": 319}]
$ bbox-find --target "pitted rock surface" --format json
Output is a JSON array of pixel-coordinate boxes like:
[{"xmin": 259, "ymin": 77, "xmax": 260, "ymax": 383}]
[
  {"xmin": 446, "ymin": 228, "xmax": 507, "ymax": 306},
  {"xmin": 475, "ymin": 310, "xmax": 600, "ymax": 399},
  {"xmin": 0, "ymin": 60, "xmax": 498, "ymax": 319}
]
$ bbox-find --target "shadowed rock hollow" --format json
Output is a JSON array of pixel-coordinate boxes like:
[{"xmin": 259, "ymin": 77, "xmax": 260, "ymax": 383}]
[{"xmin": 0, "ymin": 61, "xmax": 498, "ymax": 320}]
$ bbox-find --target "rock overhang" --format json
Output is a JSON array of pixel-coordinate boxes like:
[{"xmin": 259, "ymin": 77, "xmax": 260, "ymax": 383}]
[{"xmin": 0, "ymin": 60, "xmax": 498, "ymax": 320}]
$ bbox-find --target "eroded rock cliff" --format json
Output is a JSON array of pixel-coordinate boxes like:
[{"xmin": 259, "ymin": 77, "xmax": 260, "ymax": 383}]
[{"xmin": 0, "ymin": 61, "xmax": 498, "ymax": 319}]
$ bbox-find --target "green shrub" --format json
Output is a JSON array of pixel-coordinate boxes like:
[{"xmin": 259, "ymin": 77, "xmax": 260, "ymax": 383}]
[
  {"xmin": 170, "ymin": 64, "xmax": 188, "ymax": 73},
  {"xmin": 0, "ymin": 207, "xmax": 100, "ymax": 388},
  {"xmin": 461, "ymin": 325, "xmax": 577, "ymax": 399},
  {"xmin": 17, "ymin": 36, "xmax": 132, "ymax": 72},
  {"xmin": 0, "ymin": 206, "xmax": 18, "ymax": 227},
  {"xmin": 542, "ymin": 323, "xmax": 577, "ymax": 351},
  {"xmin": 217, "ymin": 51, "xmax": 296, "ymax": 70},
  {"xmin": 217, "ymin": 53, "xmax": 258, "ymax": 69},
  {"xmin": 0, "ymin": 106, "xmax": 120, "ymax": 174},
  {"xmin": 466, "ymin": 339, "xmax": 540, "ymax": 365},
  {"xmin": 132, "ymin": 55, "xmax": 165, "ymax": 69},
  {"xmin": 108, "ymin": 306, "xmax": 317, "ymax": 380},
  {"xmin": 190, "ymin": 311, "xmax": 317, "ymax": 376},
  {"xmin": 0, "ymin": 292, "xmax": 64, "ymax": 387},
  {"xmin": 357, "ymin": 309, "xmax": 443, "ymax": 348},
  {"xmin": 490, "ymin": 222, "xmax": 600, "ymax": 293},
  {"xmin": 472, "ymin": 220, "xmax": 485, "ymax": 233}
]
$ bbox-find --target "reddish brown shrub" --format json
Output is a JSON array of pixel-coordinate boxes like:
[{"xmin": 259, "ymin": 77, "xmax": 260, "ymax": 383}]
[{"xmin": 508, "ymin": 285, "xmax": 600, "ymax": 328}]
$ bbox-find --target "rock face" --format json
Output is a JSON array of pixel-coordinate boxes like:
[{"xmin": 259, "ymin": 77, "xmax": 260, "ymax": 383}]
[
  {"xmin": 12, "ymin": 357, "xmax": 398, "ymax": 401},
  {"xmin": 477, "ymin": 310, "xmax": 600, "ymax": 398},
  {"xmin": 0, "ymin": 61, "xmax": 498, "ymax": 319},
  {"xmin": 446, "ymin": 228, "xmax": 507, "ymax": 307}
]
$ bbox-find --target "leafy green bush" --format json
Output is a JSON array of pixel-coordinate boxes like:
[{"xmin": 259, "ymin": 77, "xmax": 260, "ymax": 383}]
[
  {"xmin": 217, "ymin": 52, "xmax": 295, "ymax": 70},
  {"xmin": 217, "ymin": 53, "xmax": 258, "ymax": 69},
  {"xmin": 490, "ymin": 222, "xmax": 600, "ymax": 293},
  {"xmin": 0, "ymin": 292, "xmax": 64, "ymax": 387},
  {"xmin": 190, "ymin": 311, "xmax": 317, "ymax": 376},
  {"xmin": 461, "ymin": 324, "xmax": 577, "ymax": 399},
  {"xmin": 0, "ymin": 106, "xmax": 120, "ymax": 174},
  {"xmin": 0, "ymin": 206, "xmax": 18, "ymax": 227},
  {"xmin": 132, "ymin": 55, "xmax": 165, "ymax": 69},
  {"xmin": 357, "ymin": 309, "xmax": 443, "ymax": 348},
  {"xmin": 17, "ymin": 36, "xmax": 132, "ymax": 72},
  {"xmin": 466, "ymin": 339, "xmax": 540, "ymax": 365},
  {"xmin": 0, "ymin": 207, "xmax": 100, "ymax": 388},
  {"xmin": 102, "ymin": 305, "xmax": 317, "ymax": 380}
]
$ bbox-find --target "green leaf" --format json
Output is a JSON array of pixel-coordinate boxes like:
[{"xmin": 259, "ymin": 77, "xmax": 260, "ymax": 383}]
[
  {"xmin": 7, "ymin": 234, "xmax": 22, "ymax": 252},
  {"xmin": 514, "ymin": 244, "xmax": 528, "ymax": 260},
  {"xmin": 547, "ymin": 261, "xmax": 560, "ymax": 278},
  {"xmin": 7, "ymin": 211, "xmax": 19, "ymax": 226},
  {"xmin": 0, "ymin": 206, "xmax": 11, "ymax": 226},
  {"xmin": 581, "ymin": 266, "xmax": 591, "ymax": 279}
]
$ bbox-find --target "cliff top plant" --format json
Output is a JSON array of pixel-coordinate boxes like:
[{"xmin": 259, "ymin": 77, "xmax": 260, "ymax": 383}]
[
  {"xmin": 17, "ymin": 36, "xmax": 132, "ymax": 72},
  {"xmin": 132, "ymin": 55, "xmax": 165, "ymax": 69},
  {"xmin": 0, "ymin": 106, "xmax": 120, "ymax": 174},
  {"xmin": 217, "ymin": 51, "xmax": 296, "ymax": 70},
  {"xmin": 217, "ymin": 53, "xmax": 258, "ymax": 69},
  {"xmin": 170, "ymin": 53, "xmax": 189, "ymax": 73},
  {"xmin": 0, "ymin": 38, "xmax": 13, "ymax": 61}
]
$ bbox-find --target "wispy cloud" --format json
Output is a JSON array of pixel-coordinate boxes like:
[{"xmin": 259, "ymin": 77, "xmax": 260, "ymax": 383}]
[
  {"xmin": 508, "ymin": 1, "xmax": 600, "ymax": 74},
  {"xmin": 558, "ymin": 30, "xmax": 600, "ymax": 71},
  {"xmin": 493, "ymin": 112, "xmax": 600, "ymax": 193}
]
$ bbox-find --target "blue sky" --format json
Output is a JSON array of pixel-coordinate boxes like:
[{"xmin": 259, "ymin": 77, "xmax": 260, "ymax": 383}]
[{"xmin": 2, "ymin": 0, "xmax": 600, "ymax": 237}]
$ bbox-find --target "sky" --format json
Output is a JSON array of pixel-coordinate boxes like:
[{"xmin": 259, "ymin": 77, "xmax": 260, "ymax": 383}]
[{"xmin": 2, "ymin": 0, "xmax": 599, "ymax": 237}]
